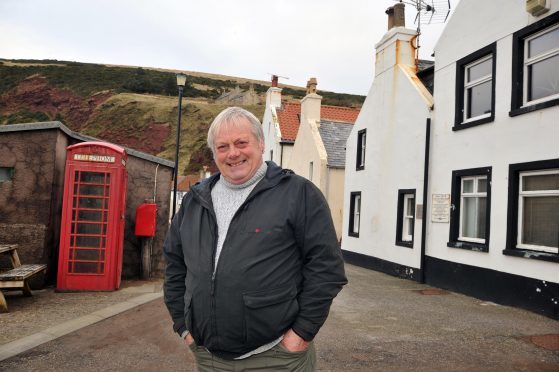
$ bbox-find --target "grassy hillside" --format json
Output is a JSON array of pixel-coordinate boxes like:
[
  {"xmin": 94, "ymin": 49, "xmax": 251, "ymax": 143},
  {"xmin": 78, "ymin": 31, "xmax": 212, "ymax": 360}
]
[{"xmin": 0, "ymin": 59, "xmax": 360, "ymax": 175}]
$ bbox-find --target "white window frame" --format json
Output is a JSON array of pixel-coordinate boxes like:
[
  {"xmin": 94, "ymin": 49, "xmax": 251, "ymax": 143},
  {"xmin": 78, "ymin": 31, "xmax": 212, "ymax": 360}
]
[
  {"xmin": 523, "ymin": 23, "xmax": 559, "ymax": 106},
  {"xmin": 359, "ymin": 132, "xmax": 366, "ymax": 168},
  {"xmin": 401, "ymin": 194, "xmax": 414, "ymax": 242},
  {"xmin": 517, "ymin": 169, "xmax": 559, "ymax": 253},
  {"xmin": 352, "ymin": 194, "xmax": 361, "ymax": 235},
  {"xmin": 463, "ymin": 55, "xmax": 493, "ymax": 123},
  {"xmin": 459, "ymin": 175, "xmax": 487, "ymax": 244}
]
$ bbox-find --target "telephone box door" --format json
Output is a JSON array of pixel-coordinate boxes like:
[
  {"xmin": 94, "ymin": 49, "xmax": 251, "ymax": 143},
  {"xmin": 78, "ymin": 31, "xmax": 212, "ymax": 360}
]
[{"xmin": 57, "ymin": 142, "xmax": 127, "ymax": 291}]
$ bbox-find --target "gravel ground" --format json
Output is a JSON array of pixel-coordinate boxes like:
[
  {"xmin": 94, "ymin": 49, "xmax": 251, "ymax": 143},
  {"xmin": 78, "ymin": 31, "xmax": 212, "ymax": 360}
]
[{"xmin": 0, "ymin": 279, "xmax": 163, "ymax": 345}]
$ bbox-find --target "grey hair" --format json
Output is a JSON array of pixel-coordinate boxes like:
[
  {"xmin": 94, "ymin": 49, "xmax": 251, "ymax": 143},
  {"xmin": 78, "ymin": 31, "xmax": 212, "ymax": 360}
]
[{"xmin": 207, "ymin": 107, "xmax": 264, "ymax": 153}]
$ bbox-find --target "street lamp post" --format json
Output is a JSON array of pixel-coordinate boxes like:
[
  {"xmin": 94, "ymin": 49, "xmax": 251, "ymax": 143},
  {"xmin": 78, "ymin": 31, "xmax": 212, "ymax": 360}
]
[{"xmin": 172, "ymin": 73, "xmax": 187, "ymax": 217}]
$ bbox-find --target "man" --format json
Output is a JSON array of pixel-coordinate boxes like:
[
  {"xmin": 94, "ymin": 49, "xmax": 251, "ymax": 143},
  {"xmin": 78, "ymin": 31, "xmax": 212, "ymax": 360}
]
[{"xmin": 164, "ymin": 107, "xmax": 347, "ymax": 371}]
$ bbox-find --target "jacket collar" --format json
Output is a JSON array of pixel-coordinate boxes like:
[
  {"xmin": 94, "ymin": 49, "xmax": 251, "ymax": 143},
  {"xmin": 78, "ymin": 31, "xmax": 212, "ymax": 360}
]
[{"xmin": 189, "ymin": 161, "xmax": 289, "ymax": 208}]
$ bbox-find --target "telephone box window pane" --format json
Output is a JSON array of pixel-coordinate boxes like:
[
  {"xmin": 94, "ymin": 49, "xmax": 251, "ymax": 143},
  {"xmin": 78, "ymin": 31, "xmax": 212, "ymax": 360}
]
[
  {"xmin": 73, "ymin": 249, "xmax": 103, "ymax": 261},
  {"xmin": 80, "ymin": 172, "xmax": 106, "ymax": 184},
  {"xmin": 76, "ymin": 236, "xmax": 101, "ymax": 248},
  {"xmin": 72, "ymin": 262, "xmax": 102, "ymax": 274},
  {"xmin": 79, "ymin": 198, "xmax": 104, "ymax": 209},
  {"xmin": 76, "ymin": 223, "xmax": 102, "ymax": 235},
  {"xmin": 78, "ymin": 210, "xmax": 103, "ymax": 221},
  {"xmin": 79, "ymin": 185, "xmax": 105, "ymax": 196}
]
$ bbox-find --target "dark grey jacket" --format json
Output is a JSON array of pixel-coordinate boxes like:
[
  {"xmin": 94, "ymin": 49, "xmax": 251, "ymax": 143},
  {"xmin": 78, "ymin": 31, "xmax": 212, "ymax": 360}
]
[{"xmin": 163, "ymin": 162, "xmax": 347, "ymax": 360}]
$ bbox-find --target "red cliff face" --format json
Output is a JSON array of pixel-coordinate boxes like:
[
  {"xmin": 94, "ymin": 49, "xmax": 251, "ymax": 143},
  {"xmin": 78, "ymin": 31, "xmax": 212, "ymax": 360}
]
[{"xmin": 1, "ymin": 75, "xmax": 113, "ymax": 131}]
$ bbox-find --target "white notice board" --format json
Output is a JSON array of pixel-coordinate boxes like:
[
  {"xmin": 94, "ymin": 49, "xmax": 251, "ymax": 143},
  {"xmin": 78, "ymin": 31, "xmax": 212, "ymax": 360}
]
[{"xmin": 431, "ymin": 194, "xmax": 450, "ymax": 223}]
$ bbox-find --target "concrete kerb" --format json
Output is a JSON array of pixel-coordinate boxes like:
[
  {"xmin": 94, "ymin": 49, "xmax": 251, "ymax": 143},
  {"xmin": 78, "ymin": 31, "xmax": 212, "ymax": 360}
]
[{"xmin": 0, "ymin": 285, "xmax": 163, "ymax": 362}]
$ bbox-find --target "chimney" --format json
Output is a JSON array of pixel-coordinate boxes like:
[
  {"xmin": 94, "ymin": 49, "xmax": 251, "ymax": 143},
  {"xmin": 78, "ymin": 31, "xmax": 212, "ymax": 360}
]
[
  {"xmin": 266, "ymin": 75, "xmax": 282, "ymax": 108},
  {"xmin": 386, "ymin": 3, "xmax": 405, "ymax": 30},
  {"xmin": 375, "ymin": 2, "xmax": 416, "ymax": 76},
  {"xmin": 301, "ymin": 77, "xmax": 322, "ymax": 127},
  {"xmin": 306, "ymin": 77, "xmax": 318, "ymax": 95}
]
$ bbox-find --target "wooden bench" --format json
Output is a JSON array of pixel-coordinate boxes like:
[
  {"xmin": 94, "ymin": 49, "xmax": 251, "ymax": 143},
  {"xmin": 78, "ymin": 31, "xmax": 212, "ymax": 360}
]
[{"xmin": 0, "ymin": 244, "xmax": 47, "ymax": 312}]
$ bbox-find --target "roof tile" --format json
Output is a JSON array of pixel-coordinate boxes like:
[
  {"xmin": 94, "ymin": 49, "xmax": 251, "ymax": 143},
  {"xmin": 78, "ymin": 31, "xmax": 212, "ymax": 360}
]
[{"xmin": 275, "ymin": 101, "xmax": 360, "ymax": 141}]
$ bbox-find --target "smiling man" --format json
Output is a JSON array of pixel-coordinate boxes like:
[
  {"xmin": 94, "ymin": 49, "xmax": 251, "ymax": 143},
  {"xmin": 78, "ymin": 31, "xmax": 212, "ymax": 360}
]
[{"xmin": 164, "ymin": 107, "xmax": 347, "ymax": 371}]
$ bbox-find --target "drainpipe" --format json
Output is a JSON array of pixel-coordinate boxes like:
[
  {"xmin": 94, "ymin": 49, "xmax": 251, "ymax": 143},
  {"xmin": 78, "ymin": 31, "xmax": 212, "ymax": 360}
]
[
  {"xmin": 280, "ymin": 143, "xmax": 284, "ymax": 167},
  {"xmin": 420, "ymin": 118, "xmax": 431, "ymax": 284}
]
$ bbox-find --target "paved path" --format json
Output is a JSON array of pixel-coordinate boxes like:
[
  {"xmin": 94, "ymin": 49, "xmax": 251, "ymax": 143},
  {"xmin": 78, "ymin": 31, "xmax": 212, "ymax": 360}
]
[{"xmin": 1, "ymin": 264, "xmax": 558, "ymax": 371}]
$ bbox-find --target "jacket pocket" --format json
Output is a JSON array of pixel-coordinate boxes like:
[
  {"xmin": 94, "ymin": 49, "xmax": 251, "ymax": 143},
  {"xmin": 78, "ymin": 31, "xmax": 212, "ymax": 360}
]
[{"xmin": 243, "ymin": 284, "xmax": 299, "ymax": 346}]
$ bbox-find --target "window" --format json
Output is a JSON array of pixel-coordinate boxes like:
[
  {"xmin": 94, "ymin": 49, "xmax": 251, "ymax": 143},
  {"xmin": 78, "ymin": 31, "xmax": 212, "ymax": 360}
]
[
  {"xmin": 448, "ymin": 167, "xmax": 492, "ymax": 252},
  {"xmin": 396, "ymin": 189, "xmax": 415, "ymax": 247},
  {"xmin": 0, "ymin": 167, "xmax": 14, "ymax": 182},
  {"xmin": 356, "ymin": 129, "xmax": 366, "ymax": 170},
  {"xmin": 348, "ymin": 192, "xmax": 361, "ymax": 237},
  {"xmin": 309, "ymin": 161, "xmax": 313, "ymax": 181},
  {"xmin": 511, "ymin": 12, "xmax": 559, "ymax": 116},
  {"xmin": 454, "ymin": 43, "xmax": 496, "ymax": 130},
  {"xmin": 505, "ymin": 159, "xmax": 559, "ymax": 261}
]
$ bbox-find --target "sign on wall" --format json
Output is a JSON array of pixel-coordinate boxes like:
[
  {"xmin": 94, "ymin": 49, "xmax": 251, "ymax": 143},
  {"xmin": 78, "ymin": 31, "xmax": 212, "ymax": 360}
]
[{"xmin": 431, "ymin": 194, "xmax": 450, "ymax": 223}]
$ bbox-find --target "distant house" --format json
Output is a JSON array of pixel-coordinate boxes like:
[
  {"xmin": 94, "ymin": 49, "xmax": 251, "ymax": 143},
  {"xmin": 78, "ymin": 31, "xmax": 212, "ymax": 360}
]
[
  {"xmin": 288, "ymin": 78, "xmax": 360, "ymax": 240},
  {"xmin": 0, "ymin": 121, "xmax": 174, "ymax": 281},
  {"xmin": 216, "ymin": 85, "xmax": 261, "ymax": 105},
  {"xmin": 342, "ymin": 1, "xmax": 559, "ymax": 320},
  {"xmin": 261, "ymin": 76, "xmax": 360, "ymax": 169}
]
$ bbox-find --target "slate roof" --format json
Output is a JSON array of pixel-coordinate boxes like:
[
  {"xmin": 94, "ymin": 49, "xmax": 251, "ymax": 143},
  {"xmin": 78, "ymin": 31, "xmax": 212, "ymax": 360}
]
[
  {"xmin": 318, "ymin": 120, "xmax": 354, "ymax": 168},
  {"xmin": 275, "ymin": 102, "xmax": 360, "ymax": 142},
  {"xmin": 0, "ymin": 121, "xmax": 174, "ymax": 167}
]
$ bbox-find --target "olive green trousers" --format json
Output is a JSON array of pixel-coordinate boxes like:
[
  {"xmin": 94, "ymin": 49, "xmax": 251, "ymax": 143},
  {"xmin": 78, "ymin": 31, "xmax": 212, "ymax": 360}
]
[{"xmin": 189, "ymin": 342, "xmax": 316, "ymax": 372}]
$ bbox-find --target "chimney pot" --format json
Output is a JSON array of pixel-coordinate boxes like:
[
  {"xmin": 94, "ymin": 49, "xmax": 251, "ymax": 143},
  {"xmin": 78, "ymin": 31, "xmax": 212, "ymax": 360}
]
[
  {"xmin": 393, "ymin": 3, "xmax": 406, "ymax": 28},
  {"xmin": 271, "ymin": 75, "xmax": 278, "ymax": 87},
  {"xmin": 306, "ymin": 77, "xmax": 318, "ymax": 95},
  {"xmin": 386, "ymin": 3, "xmax": 405, "ymax": 30}
]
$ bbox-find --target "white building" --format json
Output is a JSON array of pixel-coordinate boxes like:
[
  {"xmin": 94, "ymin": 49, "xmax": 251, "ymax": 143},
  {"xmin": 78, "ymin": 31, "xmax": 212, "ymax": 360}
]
[{"xmin": 343, "ymin": 1, "xmax": 559, "ymax": 320}]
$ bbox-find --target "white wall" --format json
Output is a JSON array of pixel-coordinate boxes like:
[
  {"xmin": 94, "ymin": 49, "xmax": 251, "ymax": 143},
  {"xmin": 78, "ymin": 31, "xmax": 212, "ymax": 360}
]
[
  {"xmin": 262, "ymin": 87, "xmax": 282, "ymax": 164},
  {"xmin": 343, "ymin": 27, "xmax": 433, "ymax": 270},
  {"xmin": 429, "ymin": 0, "xmax": 559, "ymax": 282}
]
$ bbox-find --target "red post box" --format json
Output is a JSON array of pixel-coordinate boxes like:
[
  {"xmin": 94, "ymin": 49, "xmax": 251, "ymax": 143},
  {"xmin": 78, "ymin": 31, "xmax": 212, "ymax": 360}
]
[
  {"xmin": 57, "ymin": 142, "xmax": 128, "ymax": 291},
  {"xmin": 135, "ymin": 203, "xmax": 157, "ymax": 237}
]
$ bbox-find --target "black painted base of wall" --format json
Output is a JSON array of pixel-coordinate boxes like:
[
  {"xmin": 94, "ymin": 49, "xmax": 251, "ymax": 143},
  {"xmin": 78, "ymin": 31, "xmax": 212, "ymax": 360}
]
[
  {"xmin": 342, "ymin": 250, "xmax": 559, "ymax": 321},
  {"xmin": 342, "ymin": 250, "xmax": 422, "ymax": 282},
  {"xmin": 425, "ymin": 256, "xmax": 559, "ymax": 320}
]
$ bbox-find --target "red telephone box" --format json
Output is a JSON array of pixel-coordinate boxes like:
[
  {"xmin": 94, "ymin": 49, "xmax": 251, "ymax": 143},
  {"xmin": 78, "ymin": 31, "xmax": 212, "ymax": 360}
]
[{"xmin": 57, "ymin": 142, "xmax": 128, "ymax": 291}]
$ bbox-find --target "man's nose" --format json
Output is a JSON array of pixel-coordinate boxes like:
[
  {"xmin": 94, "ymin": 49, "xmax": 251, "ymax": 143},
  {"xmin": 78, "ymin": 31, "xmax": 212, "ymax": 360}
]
[{"xmin": 228, "ymin": 146, "xmax": 240, "ymax": 157}]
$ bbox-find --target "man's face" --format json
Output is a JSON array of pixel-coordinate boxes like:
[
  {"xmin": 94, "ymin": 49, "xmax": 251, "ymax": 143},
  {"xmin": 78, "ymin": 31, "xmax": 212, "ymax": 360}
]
[{"xmin": 213, "ymin": 118, "xmax": 264, "ymax": 185}]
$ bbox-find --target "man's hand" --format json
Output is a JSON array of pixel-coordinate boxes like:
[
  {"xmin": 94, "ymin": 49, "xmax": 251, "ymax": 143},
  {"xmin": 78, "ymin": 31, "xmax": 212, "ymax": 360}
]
[
  {"xmin": 281, "ymin": 328, "xmax": 310, "ymax": 352},
  {"xmin": 184, "ymin": 333, "xmax": 195, "ymax": 347}
]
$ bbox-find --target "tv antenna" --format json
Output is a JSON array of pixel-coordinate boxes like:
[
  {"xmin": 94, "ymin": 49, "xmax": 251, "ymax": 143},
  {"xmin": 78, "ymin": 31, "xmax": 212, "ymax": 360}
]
[{"xmin": 394, "ymin": 0, "xmax": 451, "ymax": 64}]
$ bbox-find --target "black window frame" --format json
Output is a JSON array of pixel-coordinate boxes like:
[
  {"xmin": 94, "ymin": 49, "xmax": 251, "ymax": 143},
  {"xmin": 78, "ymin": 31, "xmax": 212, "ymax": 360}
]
[
  {"xmin": 504, "ymin": 158, "xmax": 559, "ymax": 263},
  {"xmin": 348, "ymin": 191, "xmax": 361, "ymax": 237},
  {"xmin": 454, "ymin": 43, "xmax": 497, "ymax": 131},
  {"xmin": 395, "ymin": 189, "xmax": 416, "ymax": 248},
  {"xmin": 356, "ymin": 129, "xmax": 366, "ymax": 171},
  {"xmin": 510, "ymin": 11, "xmax": 559, "ymax": 117},
  {"xmin": 448, "ymin": 167, "xmax": 492, "ymax": 252}
]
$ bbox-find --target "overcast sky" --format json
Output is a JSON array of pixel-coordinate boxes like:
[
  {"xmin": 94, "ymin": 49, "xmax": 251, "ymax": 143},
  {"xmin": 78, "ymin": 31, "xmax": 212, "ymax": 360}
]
[{"xmin": 1, "ymin": 0, "xmax": 460, "ymax": 96}]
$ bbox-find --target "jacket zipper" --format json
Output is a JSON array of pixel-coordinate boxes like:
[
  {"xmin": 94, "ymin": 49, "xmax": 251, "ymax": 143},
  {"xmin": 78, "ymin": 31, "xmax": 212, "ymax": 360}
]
[{"xmin": 194, "ymin": 172, "xmax": 285, "ymax": 348}]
